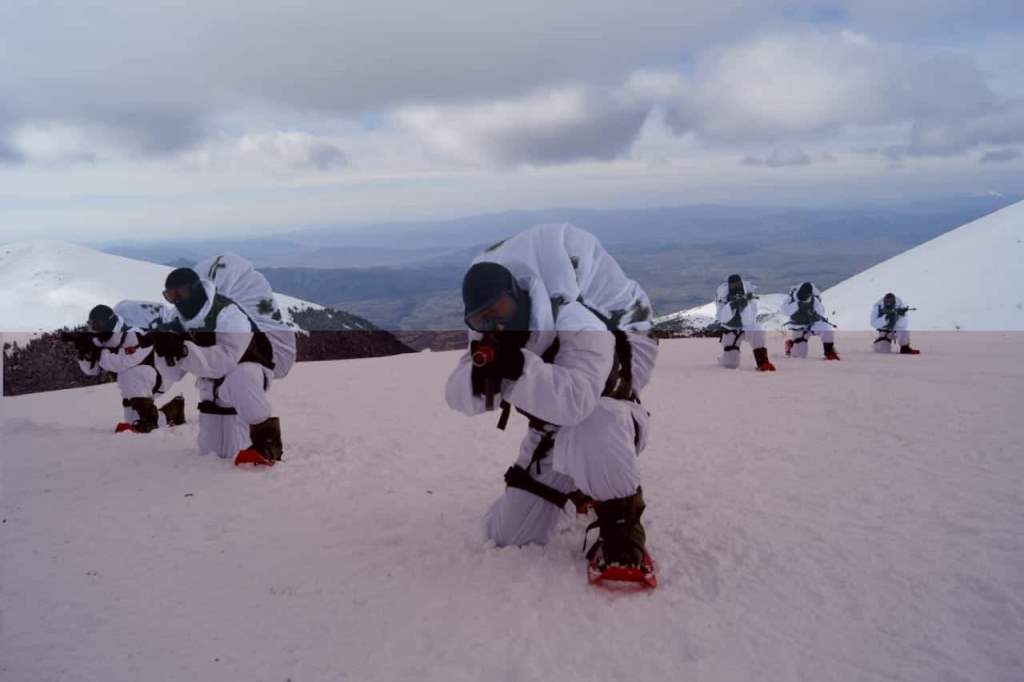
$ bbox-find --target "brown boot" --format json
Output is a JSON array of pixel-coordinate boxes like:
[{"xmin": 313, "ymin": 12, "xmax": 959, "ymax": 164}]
[
  {"xmin": 248, "ymin": 417, "xmax": 284, "ymax": 462},
  {"xmin": 158, "ymin": 396, "xmax": 186, "ymax": 427},
  {"xmin": 127, "ymin": 397, "xmax": 159, "ymax": 433}
]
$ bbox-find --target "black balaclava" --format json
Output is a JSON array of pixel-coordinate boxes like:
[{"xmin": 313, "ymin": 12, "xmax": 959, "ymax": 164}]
[
  {"xmin": 88, "ymin": 304, "xmax": 118, "ymax": 341},
  {"xmin": 462, "ymin": 262, "xmax": 531, "ymax": 331},
  {"xmin": 883, "ymin": 293, "xmax": 896, "ymax": 308},
  {"xmin": 165, "ymin": 267, "xmax": 209, "ymax": 321},
  {"xmin": 797, "ymin": 282, "xmax": 814, "ymax": 302},
  {"xmin": 727, "ymin": 274, "xmax": 744, "ymax": 296}
]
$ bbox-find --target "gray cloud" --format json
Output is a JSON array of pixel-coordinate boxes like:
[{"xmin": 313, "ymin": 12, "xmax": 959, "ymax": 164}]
[
  {"xmin": 0, "ymin": 0, "xmax": 766, "ymax": 155},
  {"xmin": 980, "ymin": 148, "xmax": 1022, "ymax": 164},
  {"xmin": 305, "ymin": 142, "xmax": 348, "ymax": 171},
  {"xmin": 0, "ymin": 139, "xmax": 25, "ymax": 164},
  {"xmin": 741, "ymin": 148, "xmax": 813, "ymax": 167},
  {"xmin": 660, "ymin": 30, "xmax": 1024, "ymax": 164},
  {"xmin": 906, "ymin": 103, "xmax": 1024, "ymax": 157},
  {"xmin": 0, "ymin": 3, "xmax": 1021, "ymax": 164},
  {"xmin": 483, "ymin": 105, "xmax": 649, "ymax": 166},
  {"xmin": 398, "ymin": 88, "xmax": 650, "ymax": 166}
]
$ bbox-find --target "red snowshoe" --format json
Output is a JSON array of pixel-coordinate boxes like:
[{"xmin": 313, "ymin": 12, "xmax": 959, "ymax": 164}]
[
  {"xmin": 587, "ymin": 550, "xmax": 657, "ymax": 589},
  {"xmin": 585, "ymin": 490, "xmax": 656, "ymax": 589},
  {"xmin": 114, "ymin": 422, "xmax": 135, "ymax": 434},
  {"xmin": 234, "ymin": 449, "xmax": 275, "ymax": 467},
  {"xmin": 233, "ymin": 418, "xmax": 283, "ymax": 467}
]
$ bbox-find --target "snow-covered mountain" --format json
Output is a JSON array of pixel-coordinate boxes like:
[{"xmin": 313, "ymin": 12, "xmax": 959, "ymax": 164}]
[
  {"xmin": 822, "ymin": 199, "xmax": 1024, "ymax": 330},
  {"xmin": 655, "ymin": 200, "xmax": 1024, "ymax": 333},
  {"xmin": 0, "ymin": 240, "xmax": 320, "ymax": 332}
]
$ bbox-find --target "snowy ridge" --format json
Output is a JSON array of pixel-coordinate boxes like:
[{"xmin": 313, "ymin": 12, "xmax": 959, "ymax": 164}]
[
  {"xmin": 822, "ymin": 200, "xmax": 1024, "ymax": 330},
  {"xmin": 0, "ymin": 240, "xmax": 322, "ymax": 332}
]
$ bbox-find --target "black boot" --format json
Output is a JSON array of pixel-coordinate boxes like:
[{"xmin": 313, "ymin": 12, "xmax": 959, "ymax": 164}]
[
  {"xmin": 158, "ymin": 396, "xmax": 186, "ymax": 427},
  {"xmin": 128, "ymin": 397, "xmax": 159, "ymax": 433},
  {"xmin": 753, "ymin": 347, "xmax": 775, "ymax": 371},
  {"xmin": 588, "ymin": 488, "xmax": 647, "ymax": 569},
  {"xmin": 248, "ymin": 417, "xmax": 284, "ymax": 462},
  {"xmin": 823, "ymin": 341, "xmax": 840, "ymax": 360}
]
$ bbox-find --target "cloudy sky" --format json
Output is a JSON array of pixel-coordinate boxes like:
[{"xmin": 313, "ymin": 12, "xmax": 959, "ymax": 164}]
[{"xmin": 1, "ymin": 1, "xmax": 1022, "ymax": 241}]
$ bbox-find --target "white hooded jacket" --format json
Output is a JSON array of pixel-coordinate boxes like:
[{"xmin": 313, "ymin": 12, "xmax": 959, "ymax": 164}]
[
  {"xmin": 715, "ymin": 279, "xmax": 762, "ymax": 331},
  {"xmin": 871, "ymin": 295, "xmax": 911, "ymax": 332},
  {"xmin": 171, "ymin": 280, "xmax": 262, "ymax": 380},
  {"xmin": 779, "ymin": 282, "xmax": 833, "ymax": 333},
  {"xmin": 446, "ymin": 224, "xmax": 656, "ymax": 495},
  {"xmin": 77, "ymin": 318, "xmax": 184, "ymax": 390}
]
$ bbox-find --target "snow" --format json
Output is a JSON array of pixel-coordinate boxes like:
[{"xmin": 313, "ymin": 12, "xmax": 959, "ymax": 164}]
[
  {"xmin": 3, "ymin": 334, "xmax": 1022, "ymax": 681},
  {"xmin": 0, "ymin": 240, "xmax": 319, "ymax": 332},
  {"xmin": 823, "ymin": 200, "xmax": 1024, "ymax": 330}
]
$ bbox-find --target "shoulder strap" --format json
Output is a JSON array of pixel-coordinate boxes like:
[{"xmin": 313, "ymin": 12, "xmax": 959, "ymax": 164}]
[
  {"xmin": 195, "ymin": 293, "xmax": 276, "ymax": 371},
  {"xmin": 199, "ymin": 294, "xmax": 236, "ymax": 332},
  {"xmin": 577, "ymin": 299, "xmax": 634, "ymax": 400}
]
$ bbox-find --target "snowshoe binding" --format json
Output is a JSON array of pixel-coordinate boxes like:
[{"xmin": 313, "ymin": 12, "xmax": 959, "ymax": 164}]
[{"xmin": 584, "ymin": 489, "xmax": 657, "ymax": 589}]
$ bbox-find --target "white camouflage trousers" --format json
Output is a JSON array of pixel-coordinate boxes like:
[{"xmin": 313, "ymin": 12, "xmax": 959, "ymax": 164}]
[{"xmin": 196, "ymin": 362, "xmax": 273, "ymax": 458}]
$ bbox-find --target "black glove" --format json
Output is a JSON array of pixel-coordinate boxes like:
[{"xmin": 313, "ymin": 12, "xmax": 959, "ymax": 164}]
[
  {"xmin": 494, "ymin": 343, "xmax": 525, "ymax": 380},
  {"xmin": 151, "ymin": 333, "xmax": 188, "ymax": 362},
  {"xmin": 67, "ymin": 333, "xmax": 100, "ymax": 363},
  {"xmin": 470, "ymin": 331, "xmax": 530, "ymax": 394},
  {"xmin": 470, "ymin": 339, "xmax": 501, "ymax": 397},
  {"xmin": 729, "ymin": 297, "xmax": 747, "ymax": 312},
  {"xmin": 136, "ymin": 332, "xmax": 155, "ymax": 348}
]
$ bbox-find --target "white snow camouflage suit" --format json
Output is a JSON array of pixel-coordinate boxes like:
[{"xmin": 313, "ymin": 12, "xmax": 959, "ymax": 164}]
[{"xmin": 446, "ymin": 224, "xmax": 657, "ymax": 547}]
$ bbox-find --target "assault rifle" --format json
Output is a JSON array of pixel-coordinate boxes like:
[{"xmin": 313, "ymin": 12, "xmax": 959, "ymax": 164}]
[
  {"xmin": 137, "ymin": 319, "xmax": 188, "ymax": 366},
  {"xmin": 58, "ymin": 331, "xmax": 100, "ymax": 363}
]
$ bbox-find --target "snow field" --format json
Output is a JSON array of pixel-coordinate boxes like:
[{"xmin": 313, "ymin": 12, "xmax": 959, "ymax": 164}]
[{"xmin": 2, "ymin": 333, "xmax": 1023, "ymax": 682}]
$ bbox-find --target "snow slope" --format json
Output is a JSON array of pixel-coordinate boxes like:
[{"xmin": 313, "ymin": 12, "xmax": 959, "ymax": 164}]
[
  {"xmin": 0, "ymin": 240, "xmax": 319, "ymax": 332},
  {"xmin": 823, "ymin": 200, "xmax": 1024, "ymax": 330},
  {"xmin": 3, "ymin": 334, "xmax": 1022, "ymax": 682}
]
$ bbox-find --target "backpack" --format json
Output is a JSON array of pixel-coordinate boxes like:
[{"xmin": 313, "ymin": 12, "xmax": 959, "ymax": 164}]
[
  {"xmin": 192, "ymin": 254, "xmax": 298, "ymax": 379},
  {"xmin": 113, "ymin": 300, "xmax": 174, "ymax": 331}
]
